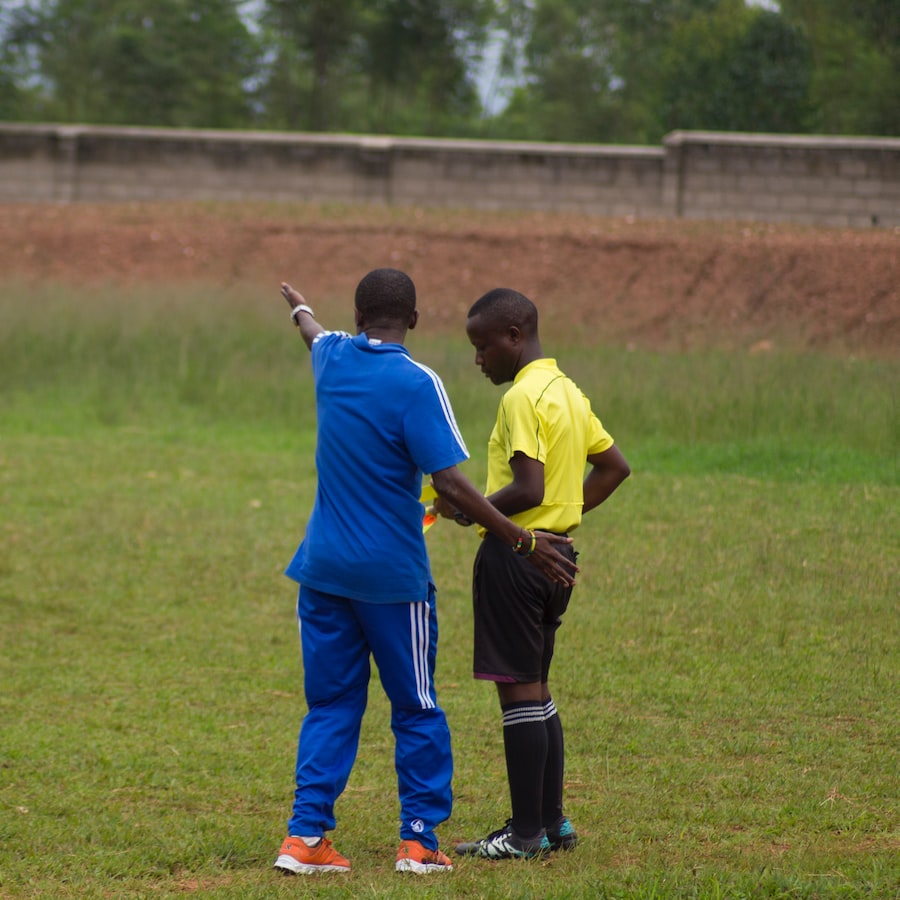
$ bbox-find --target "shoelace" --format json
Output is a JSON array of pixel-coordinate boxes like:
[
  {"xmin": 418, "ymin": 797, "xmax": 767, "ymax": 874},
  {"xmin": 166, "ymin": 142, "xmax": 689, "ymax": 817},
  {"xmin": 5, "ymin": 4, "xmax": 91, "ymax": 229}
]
[{"xmin": 482, "ymin": 818, "xmax": 515, "ymax": 843}]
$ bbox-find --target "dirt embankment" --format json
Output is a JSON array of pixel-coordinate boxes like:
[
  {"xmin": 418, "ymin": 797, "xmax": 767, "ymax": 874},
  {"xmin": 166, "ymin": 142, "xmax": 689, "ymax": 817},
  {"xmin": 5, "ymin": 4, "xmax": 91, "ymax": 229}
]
[{"xmin": 2, "ymin": 203, "xmax": 897, "ymax": 355}]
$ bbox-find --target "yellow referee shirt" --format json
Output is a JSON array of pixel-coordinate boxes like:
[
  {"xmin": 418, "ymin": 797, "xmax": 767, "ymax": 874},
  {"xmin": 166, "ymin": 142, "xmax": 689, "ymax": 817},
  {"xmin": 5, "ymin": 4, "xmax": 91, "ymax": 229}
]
[{"xmin": 481, "ymin": 358, "xmax": 614, "ymax": 535}]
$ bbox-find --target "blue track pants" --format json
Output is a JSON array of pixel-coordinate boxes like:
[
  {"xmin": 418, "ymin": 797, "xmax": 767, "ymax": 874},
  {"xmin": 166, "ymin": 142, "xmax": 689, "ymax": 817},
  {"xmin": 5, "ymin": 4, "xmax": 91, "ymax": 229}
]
[{"xmin": 287, "ymin": 584, "xmax": 453, "ymax": 850}]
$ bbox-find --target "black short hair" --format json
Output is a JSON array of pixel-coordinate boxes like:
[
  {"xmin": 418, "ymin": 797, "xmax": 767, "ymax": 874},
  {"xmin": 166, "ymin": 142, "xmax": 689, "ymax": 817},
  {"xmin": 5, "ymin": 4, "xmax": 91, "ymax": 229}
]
[
  {"xmin": 355, "ymin": 268, "xmax": 416, "ymax": 323},
  {"xmin": 468, "ymin": 288, "xmax": 538, "ymax": 334}
]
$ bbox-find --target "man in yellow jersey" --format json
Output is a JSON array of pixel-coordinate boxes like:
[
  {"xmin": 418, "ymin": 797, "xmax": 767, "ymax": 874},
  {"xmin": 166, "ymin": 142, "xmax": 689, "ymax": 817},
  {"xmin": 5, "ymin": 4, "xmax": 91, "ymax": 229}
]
[{"xmin": 438, "ymin": 287, "xmax": 630, "ymax": 859}]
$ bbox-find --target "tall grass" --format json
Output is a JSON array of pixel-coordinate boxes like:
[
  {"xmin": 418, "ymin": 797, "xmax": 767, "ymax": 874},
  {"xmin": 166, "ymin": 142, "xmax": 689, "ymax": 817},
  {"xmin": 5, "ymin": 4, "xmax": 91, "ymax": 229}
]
[
  {"xmin": 4, "ymin": 282, "xmax": 896, "ymax": 479},
  {"xmin": 1, "ymin": 284, "xmax": 897, "ymax": 899}
]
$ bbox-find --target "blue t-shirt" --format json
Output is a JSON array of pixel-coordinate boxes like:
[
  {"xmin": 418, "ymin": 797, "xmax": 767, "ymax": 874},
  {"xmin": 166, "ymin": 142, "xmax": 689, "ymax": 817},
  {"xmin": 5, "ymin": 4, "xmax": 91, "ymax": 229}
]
[{"xmin": 285, "ymin": 331, "xmax": 469, "ymax": 603}]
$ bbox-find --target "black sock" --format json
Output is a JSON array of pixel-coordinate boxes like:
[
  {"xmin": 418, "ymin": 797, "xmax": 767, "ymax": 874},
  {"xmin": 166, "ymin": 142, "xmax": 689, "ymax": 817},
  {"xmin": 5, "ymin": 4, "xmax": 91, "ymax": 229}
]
[
  {"xmin": 542, "ymin": 697, "xmax": 565, "ymax": 827},
  {"xmin": 501, "ymin": 700, "xmax": 547, "ymax": 839}
]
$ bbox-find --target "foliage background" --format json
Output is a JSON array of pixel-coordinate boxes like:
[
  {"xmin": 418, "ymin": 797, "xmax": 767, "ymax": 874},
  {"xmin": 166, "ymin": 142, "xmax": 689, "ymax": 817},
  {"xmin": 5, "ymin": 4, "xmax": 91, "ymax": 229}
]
[{"xmin": 1, "ymin": 0, "xmax": 897, "ymax": 141}]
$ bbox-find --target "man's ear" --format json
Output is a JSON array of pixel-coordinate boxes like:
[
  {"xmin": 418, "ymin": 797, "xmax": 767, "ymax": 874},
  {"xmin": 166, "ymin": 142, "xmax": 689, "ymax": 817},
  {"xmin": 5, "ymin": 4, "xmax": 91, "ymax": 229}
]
[
  {"xmin": 408, "ymin": 310, "xmax": 419, "ymax": 331},
  {"xmin": 508, "ymin": 324, "xmax": 522, "ymax": 344},
  {"xmin": 354, "ymin": 307, "xmax": 364, "ymax": 330}
]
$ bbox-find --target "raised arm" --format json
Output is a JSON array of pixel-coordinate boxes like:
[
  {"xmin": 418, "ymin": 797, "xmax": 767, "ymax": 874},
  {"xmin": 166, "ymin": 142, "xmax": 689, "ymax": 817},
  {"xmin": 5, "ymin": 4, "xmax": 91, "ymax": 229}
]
[{"xmin": 281, "ymin": 282, "xmax": 326, "ymax": 350}]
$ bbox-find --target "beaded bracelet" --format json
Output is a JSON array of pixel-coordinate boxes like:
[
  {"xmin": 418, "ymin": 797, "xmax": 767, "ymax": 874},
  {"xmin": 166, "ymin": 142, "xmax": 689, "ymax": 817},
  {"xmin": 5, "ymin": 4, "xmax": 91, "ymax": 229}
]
[{"xmin": 514, "ymin": 530, "xmax": 536, "ymax": 557}]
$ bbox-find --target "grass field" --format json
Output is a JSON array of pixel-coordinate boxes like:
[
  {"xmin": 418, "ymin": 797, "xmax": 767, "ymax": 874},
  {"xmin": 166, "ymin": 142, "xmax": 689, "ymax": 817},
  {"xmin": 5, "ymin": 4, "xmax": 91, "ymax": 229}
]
[{"xmin": 1, "ymin": 282, "xmax": 897, "ymax": 899}]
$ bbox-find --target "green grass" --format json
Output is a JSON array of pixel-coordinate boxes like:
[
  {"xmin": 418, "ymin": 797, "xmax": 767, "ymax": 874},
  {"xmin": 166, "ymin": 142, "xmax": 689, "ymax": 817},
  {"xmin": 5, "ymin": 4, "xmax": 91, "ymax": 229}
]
[{"xmin": 1, "ymin": 284, "xmax": 897, "ymax": 899}]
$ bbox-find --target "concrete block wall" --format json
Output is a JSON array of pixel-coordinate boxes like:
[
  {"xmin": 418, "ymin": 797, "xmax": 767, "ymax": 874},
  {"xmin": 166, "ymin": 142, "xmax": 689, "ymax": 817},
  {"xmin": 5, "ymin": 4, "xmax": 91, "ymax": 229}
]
[
  {"xmin": 386, "ymin": 139, "xmax": 664, "ymax": 217},
  {"xmin": 664, "ymin": 131, "xmax": 899, "ymax": 228},
  {"xmin": 1, "ymin": 123, "xmax": 897, "ymax": 227}
]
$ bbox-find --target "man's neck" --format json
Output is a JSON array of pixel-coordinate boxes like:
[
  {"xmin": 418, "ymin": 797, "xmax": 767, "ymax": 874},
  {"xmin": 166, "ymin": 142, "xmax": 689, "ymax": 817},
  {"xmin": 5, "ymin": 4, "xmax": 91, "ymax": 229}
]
[
  {"xmin": 514, "ymin": 342, "xmax": 544, "ymax": 375},
  {"xmin": 361, "ymin": 326, "xmax": 406, "ymax": 345}
]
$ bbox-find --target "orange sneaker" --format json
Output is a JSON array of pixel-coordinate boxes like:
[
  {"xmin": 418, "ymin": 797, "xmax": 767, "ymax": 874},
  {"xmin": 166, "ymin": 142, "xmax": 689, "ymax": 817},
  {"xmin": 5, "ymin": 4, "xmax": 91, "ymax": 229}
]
[
  {"xmin": 273, "ymin": 836, "xmax": 351, "ymax": 874},
  {"xmin": 395, "ymin": 839, "xmax": 453, "ymax": 873}
]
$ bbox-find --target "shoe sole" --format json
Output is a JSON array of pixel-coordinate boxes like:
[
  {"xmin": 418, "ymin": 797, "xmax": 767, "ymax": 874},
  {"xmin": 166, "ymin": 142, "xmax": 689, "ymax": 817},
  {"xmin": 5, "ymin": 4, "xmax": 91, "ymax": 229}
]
[
  {"xmin": 395, "ymin": 859, "xmax": 453, "ymax": 873},
  {"xmin": 274, "ymin": 854, "xmax": 350, "ymax": 874},
  {"xmin": 454, "ymin": 843, "xmax": 548, "ymax": 859}
]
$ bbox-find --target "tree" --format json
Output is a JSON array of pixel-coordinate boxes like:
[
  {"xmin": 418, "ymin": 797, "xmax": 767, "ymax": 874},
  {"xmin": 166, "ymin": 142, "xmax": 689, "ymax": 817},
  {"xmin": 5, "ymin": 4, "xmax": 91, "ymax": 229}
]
[
  {"xmin": 101, "ymin": 0, "xmax": 260, "ymax": 127},
  {"xmin": 2, "ymin": 0, "xmax": 111, "ymax": 122},
  {"xmin": 660, "ymin": 3, "xmax": 813, "ymax": 133},
  {"xmin": 3, "ymin": 0, "xmax": 895, "ymax": 140},
  {"xmin": 606, "ymin": 0, "xmax": 722, "ymax": 142},
  {"xmin": 256, "ymin": 0, "xmax": 492, "ymax": 135},
  {"xmin": 258, "ymin": 0, "xmax": 363, "ymax": 131},
  {"xmin": 491, "ymin": 0, "xmax": 622, "ymax": 142},
  {"xmin": 778, "ymin": 0, "xmax": 899, "ymax": 135},
  {"xmin": 0, "ymin": 3, "xmax": 31, "ymax": 120},
  {"xmin": 0, "ymin": 0, "xmax": 260, "ymax": 127},
  {"xmin": 357, "ymin": 0, "xmax": 493, "ymax": 135},
  {"xmin": 489, "ymin": 0, "xmax": 728, "ymax": 143}
]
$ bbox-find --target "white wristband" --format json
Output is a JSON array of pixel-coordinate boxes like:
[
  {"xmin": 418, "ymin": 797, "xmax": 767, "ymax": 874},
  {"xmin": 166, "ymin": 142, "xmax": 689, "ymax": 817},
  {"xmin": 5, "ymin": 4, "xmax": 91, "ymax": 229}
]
[{"xmin": 291, "ymin": 303, "xmax": 315, "ymax": 323}]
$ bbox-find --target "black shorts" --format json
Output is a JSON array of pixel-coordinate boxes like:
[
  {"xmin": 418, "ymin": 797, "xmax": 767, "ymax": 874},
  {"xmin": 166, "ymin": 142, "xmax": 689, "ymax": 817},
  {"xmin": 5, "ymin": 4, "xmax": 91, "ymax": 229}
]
[{"xmin": 471, "ymin": 532, "xmax": 577, "ymax": 684}]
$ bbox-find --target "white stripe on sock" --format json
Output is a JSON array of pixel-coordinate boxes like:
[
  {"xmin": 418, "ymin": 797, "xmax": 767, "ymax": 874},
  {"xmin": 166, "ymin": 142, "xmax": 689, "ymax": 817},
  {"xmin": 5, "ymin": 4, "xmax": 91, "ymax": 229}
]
[{"xmin": 502, "ymin": 704, "xmax": 545, "ymax": 727}]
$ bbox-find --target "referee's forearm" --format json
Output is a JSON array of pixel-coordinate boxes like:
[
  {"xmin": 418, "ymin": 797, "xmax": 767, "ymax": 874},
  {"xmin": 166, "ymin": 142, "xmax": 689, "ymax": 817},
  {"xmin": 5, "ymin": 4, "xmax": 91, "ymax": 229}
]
[{"xmin": 485, "ymin": 484, "xmax": 535, "ymax": 518}]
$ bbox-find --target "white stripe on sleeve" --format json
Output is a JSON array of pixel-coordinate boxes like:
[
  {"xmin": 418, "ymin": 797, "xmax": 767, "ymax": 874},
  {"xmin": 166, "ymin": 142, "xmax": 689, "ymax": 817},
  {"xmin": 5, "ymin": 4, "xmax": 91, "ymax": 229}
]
[{"xmin": 410, "ymin": 360, "xmax": 469, "ymax": 457}]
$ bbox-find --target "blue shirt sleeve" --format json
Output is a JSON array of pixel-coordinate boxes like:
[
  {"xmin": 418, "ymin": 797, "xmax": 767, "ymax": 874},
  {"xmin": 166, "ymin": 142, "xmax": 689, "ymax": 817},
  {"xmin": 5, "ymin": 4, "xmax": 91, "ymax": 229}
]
[{"xmin": 403, "ymin": 370, "xmax": 469, "ymax": 475}]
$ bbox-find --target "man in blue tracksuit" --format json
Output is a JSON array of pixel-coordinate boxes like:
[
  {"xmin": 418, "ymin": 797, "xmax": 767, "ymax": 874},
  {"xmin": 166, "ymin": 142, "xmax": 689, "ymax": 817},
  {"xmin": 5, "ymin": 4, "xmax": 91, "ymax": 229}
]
[{"xmin": 272, "ymin": 268, "xmax": 577, "ymax": 876}]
